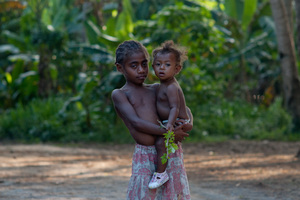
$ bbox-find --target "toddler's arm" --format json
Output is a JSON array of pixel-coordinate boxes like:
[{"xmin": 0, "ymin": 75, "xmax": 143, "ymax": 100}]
[{"xmin": 166, "ymin": 84, "xmax": 180, "ymax": 131}]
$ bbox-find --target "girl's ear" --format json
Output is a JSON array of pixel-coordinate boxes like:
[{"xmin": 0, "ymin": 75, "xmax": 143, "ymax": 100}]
[
  {"xmin": 175, "ymin": 65, "xmax": 182, "ymax": 75},
  {"xmin": 116, "ymin": 63, "xmax": 124, "ymax": 73}
]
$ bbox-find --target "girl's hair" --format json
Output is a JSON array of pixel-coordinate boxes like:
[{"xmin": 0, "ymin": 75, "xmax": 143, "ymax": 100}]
[
  {"xmin": 152, "ymin": 40, "xmax": 188, "ymax": 66},
  {"xmin": 115, "ymin": 40, "xmax": 149, "ymax": 66}
]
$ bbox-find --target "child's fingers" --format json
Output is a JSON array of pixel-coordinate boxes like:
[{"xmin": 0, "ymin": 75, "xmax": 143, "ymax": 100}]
[{"xmin": 175, "ymin": 119, "xmax": 185, "ymax": 125}]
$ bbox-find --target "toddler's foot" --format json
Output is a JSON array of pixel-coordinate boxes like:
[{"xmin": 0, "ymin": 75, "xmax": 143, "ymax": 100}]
[{"xmin": 148, "ymin": 171, "xmax": 169, "ymax": 189}]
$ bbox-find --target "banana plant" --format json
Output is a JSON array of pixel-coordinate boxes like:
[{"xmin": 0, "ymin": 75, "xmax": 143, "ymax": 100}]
[
  {"xmin": 217, "ymin": 0, "xmax": 278, "ymax": 102},
  {"xmin": 0, "ymin": 50, "xmax": 39, "ymax": 109}
]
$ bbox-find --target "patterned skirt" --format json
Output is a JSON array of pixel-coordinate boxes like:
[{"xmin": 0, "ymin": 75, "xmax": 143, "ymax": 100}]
[{"xmin": 127, "ymin": 143, "xmax": 191, "ymax": 200}]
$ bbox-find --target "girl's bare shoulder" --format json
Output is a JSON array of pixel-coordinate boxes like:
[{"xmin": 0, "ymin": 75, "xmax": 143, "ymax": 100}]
[
  {"xmin": 111, "ymin": 88, "xmax": 126, "ymax": 101},
  {"xmin": 144, "ymin": 83, "xmax": 160, "ymax": 91}
]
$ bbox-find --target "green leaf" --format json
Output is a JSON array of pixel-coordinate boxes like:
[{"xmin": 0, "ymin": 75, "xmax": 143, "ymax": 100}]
[
  {"xmin": 171, "ymin": 143, "xmax": 179, "ymax": 150},
  {"xmin": 3, "ymin": 31, "xmax": 26, "ymax": 49},
  {"xmin": 224, "ymin": 0, "xmax": 237, "ymax": 19},
  {"xmin": 115, "ymin": 0, "xmax": 134, "ymax": 39},
  {"xmin": 51, "ymin": 6, "xmax": 68, "ymax": 29},
  {"xmin": 15, "ymin": 71, "xmax": 38, "ymax": 84},
  {"xmin": 85, "ymin": 20, "xmax": 119, "ymax": 45},
  {"xmin": 170, "ymin": 146, "xmax": 176, "ymax": 153},
  {"xmin": 0, "ymin": 45, "xmax": 19, "ymax": 54},
  {"xmin": 50, "ymin": 64, "xmax": 58, "ymax": 81},
  {"xmin": 59, "ymin": 96, "xmax": 82, "ymax": 116},
  {"xmin": 5, "ymin": 72, "xmax": 12, "ymax": 84},
  {"xmin": 224, "ymin": 0, "xmax": 244, "ymax": 20},
  {"xmin": 160, "ymin": 130, "xmax": 179, "ymax": 164},
  {"xmin": 242, "ymin": 0, "xmax": 257, "ymax": 31},
  {"xmin": 85, "ymin": 20, "xmax": 102, "ymax": 44},
  {"xmin": 161, "ymin": 154, "xmax": 168, "ymax": 164}
]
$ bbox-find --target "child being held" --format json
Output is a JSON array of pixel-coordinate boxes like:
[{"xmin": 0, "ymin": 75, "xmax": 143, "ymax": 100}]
[{"xmin": 148, "ymin": 40, "xmax": 191, "ymax": 189}]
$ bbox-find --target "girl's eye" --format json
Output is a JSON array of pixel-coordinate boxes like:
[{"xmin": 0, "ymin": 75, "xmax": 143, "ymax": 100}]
[
  {"xmin": 142, "ymin": 62, "xmax": 148, "ymax": 67},
  {"xmin": 131, "ymin": 65, "xmax": 137, "ymax": 68},
  {"xmin": 155, "ymin": 63, "xmax": 160, "ymax": 66},
  {"xmin": 166, "ymin": 63, "xmax": 171, "ymax": 67}
]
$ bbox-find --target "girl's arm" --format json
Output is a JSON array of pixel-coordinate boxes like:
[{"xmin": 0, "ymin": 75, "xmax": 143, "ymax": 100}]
[
  {"xmin": 111, "ymin": 89, "xmax": 166, "ymax": 136},
  {"xmin": 175, "ymin": 108, "xmax": 193, "ymax": 132},
  {"xmin": 182, "ymin": 106, "xmax": 193, "ymax": 132}
]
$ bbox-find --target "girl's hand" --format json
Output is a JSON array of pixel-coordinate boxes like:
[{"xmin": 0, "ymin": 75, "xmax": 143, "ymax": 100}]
[
  {"xmin": 175, "ymin": 119, "xmax": 193, "ymax": 132},
  {"xmin": 182, "ymin": 123, "xmax": 193, "ymax": 132},
  {"xmin": 174, "ymin": 125, "xmax": 189, "ymax": 143}
]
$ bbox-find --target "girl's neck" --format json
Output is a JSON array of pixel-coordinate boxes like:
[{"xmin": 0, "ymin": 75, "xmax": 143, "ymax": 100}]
[{"xmin": 124, "ymin": 81, "xmax": 145, "ymax": 89}]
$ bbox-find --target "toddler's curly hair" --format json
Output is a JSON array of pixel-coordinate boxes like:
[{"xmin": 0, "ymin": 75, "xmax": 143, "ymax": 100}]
[{"xmin": 152, "ymin": 40, "xmax": 188, "ymax": 66}]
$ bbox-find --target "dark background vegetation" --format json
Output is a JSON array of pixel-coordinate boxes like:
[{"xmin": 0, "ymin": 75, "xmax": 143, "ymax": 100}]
[{"xmin": 0, "ymin": 0, "xmax": 299, "ymax": 144}]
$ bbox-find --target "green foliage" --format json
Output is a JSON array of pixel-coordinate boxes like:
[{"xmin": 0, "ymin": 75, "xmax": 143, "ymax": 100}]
[
  {"xmin": 0, "ymin": 97, "xmax": 133, "ymax": 143},
  {"xmin": 224, "ymin": 0, "xmax": 258, "ymax": 30},
  {"xmin": 0, "ymin": 98, "xmax": 67, "ymax": 142},
  {"xmin": 0, "ymin": 96, "xmax": 295, "ymax": 143},
  {"xmin": 213, "ymin": 0, "xmax": 278, "ymax": 101},
  {"xmin": 115, "ymin": 0, "xmax": 134, "ymax": 40},
  {"xmin": 135, "ymin": 3, "xmax": 227, "ymax": 102},
  {"xmin": 0, "ymin": 0, "xmax": 299, "ymax": 143},
  {"xmin": 161, "ymin": 130, "xmax": 179, "ymax": 164},
  {"xmin": 189, "ymin": 97, "xmax": 295, "ymax": 142},
  {"xmin": 0, "ymin": 57, "xmax": 39, "ymax": 109}
]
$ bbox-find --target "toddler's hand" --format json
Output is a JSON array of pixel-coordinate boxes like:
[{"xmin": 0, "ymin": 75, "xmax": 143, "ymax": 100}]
[
  {"xmin": 166, "ymin": 123, "xmax": 174, "ymax": 132},
  {"xmin": 175, "ymin": 119, "xmax": 186, "ymax": 126}
]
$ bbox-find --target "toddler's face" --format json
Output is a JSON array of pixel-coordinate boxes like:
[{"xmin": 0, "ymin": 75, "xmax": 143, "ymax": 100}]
[{"xmin": 152, "ymin": 52, "xmax": 179, "ymax": 81}]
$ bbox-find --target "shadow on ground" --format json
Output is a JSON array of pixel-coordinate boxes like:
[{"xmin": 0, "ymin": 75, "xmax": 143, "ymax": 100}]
[{"xmin": 0, "ymin": 141, "xmax": 299, "ymax": 200}]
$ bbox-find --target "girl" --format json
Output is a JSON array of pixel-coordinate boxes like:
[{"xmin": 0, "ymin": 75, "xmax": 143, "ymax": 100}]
[{"xmin": 111, "ymin": 40, "xmax": 192, "ymax": 199}]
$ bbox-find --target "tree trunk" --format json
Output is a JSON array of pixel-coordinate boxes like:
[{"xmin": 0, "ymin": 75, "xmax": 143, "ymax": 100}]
[
  {"xmin": 283, "ymin": 0, "xmax": 293, "ymax": 29},
  {"xmin": 295, "ymin": 0, "xmax": 300, "ymax": 58},
  {"xmin": 270, "ymin": 0, "xmax": 300, "ymax": 130},
  {"xmin": 38, "ymin": 50, "xmax": 53, "ymax": 97}
]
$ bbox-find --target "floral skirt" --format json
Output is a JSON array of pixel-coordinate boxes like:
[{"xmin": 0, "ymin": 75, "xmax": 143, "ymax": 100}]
[{"xmin": 127, "ymin": 143, "xmax": 191, "ymax": 200}]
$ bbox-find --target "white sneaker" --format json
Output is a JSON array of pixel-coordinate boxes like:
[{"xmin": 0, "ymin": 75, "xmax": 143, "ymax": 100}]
[{"xmin": 148, "ymin": 171, "xmax": 169, "ymax": 189}]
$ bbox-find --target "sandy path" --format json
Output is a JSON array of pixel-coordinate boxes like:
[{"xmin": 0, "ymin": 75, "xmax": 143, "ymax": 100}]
[{"xmin": 0, "ymin": 141, "xmax": 299, "ymax": 200}]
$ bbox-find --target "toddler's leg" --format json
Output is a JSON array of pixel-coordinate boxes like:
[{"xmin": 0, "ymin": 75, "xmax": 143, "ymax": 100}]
[
  {"xmin": 155, "ymin": 136, "xmax": 167, "ymax": 173},
  {"xmin": 148, "ymin": 136, "xmax": 169, "ymax": 189}
]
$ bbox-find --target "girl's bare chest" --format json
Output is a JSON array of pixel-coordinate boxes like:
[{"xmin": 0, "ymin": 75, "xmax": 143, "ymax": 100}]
[{"xmin": 128, "ymin": 91, "xmax": 156, "ymax": 108}]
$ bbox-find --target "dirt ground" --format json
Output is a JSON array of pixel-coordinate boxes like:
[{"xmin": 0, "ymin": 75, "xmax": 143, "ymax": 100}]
[{"xmin": 0, "ymin": 140, "xmax": 300, "ymax": 200}]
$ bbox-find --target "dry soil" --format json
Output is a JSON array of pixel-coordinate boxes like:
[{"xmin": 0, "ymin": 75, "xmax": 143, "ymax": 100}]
[{"xmin": 0, "ymin": 141, "xmax": 300, "ymax": 200}]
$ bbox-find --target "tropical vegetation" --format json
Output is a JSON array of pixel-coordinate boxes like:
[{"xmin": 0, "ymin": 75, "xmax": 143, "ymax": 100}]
[{"xmin": 0, "ymin": 0, "xmax": 300, "ymax": 143}]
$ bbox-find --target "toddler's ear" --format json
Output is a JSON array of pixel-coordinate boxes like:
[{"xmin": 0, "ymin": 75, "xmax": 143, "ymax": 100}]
[{"xmin": 175, "ymin": 65, "xmax": 182, "ymax": 74}]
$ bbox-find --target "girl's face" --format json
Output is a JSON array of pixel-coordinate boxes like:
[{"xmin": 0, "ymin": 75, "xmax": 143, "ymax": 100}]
[
  {"xmin": 117, "ymin": 51, "xmax": 149, "ymax": 85},
  {"xmin": 152, "ymin": 52, "xmax": 181, "ymax": 82}
]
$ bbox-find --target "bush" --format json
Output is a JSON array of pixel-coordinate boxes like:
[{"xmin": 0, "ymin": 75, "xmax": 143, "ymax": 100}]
[
  {"xmin": 0, "ymin": 97, "xmax": 134, "ymax": 143},
  {"xmin": 188, "ymin": 97, "xmax": 295, "ymax": 142},
  {"xmin": 0, "ymin": 97, "xmax": 297, "ymax": 144}
]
